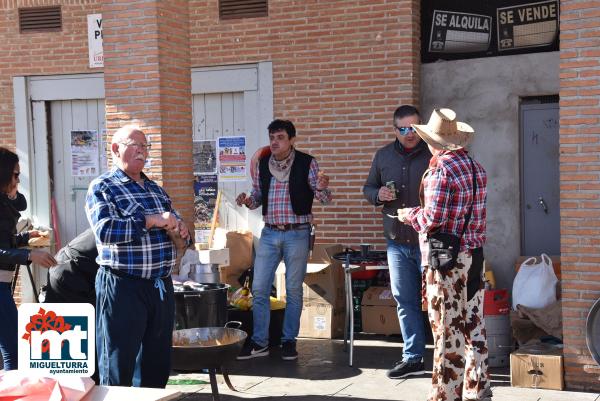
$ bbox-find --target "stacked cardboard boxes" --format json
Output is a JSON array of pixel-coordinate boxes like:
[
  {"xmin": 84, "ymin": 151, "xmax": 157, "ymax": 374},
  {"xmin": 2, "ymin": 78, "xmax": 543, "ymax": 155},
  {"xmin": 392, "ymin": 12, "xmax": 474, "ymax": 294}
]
[
  {"xmin": 360, "ymin": 286, "xmax": 400, "ymax": 335},
  {"xmin": 510, "ymin": 347, "xmax": 564, "ymax": 390},
  {"xmin": 276, "ymin": 244, "xmax": 345, "ymax": 339}
]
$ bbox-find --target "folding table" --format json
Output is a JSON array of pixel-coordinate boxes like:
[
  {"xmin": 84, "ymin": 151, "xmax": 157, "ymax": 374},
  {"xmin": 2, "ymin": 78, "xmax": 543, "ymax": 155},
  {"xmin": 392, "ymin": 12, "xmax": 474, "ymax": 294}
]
[{"xmin": 332, "ymin": 248, "xmax": 388, "ymax": 366}]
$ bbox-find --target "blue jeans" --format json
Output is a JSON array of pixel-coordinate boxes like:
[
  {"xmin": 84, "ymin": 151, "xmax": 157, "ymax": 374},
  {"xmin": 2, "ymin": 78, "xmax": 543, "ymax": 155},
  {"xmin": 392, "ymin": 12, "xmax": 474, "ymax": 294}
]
[
  {"xmin": 95, "ymin": 268, "xmax": 174, "ymax": 388},
  {"xmin": 0, "ymin": 282, "xmax": 18, "ymax": 370},
  {"xmin": 387, "ymin": 239, "xmax": 426, "ymax": 362},
  {"xmin": 252, "ymin": 226, "xmax": 310, "ymax": 347}
]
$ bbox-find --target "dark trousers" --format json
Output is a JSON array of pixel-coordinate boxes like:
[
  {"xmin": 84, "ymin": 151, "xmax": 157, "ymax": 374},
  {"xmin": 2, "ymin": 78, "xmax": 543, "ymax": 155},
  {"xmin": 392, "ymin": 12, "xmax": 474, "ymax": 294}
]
[
  {"xmin": 0, "ymin": 282, "xmax": 18, "ymax": 370},
  {"xmin": 95, "ymin": 268, "xmax": 174, "ymax": 388}
]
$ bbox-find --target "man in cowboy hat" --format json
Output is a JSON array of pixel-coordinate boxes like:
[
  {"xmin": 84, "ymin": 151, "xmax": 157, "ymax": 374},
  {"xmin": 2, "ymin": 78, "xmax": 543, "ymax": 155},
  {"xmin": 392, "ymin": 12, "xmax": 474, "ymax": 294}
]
[
  {"xmin": 397, "ymin": 108, "xmax": 491, "ymax": 401},
  {"xmin": 363, "ymin": 105, "xmax": 431, "ymax": 379}
]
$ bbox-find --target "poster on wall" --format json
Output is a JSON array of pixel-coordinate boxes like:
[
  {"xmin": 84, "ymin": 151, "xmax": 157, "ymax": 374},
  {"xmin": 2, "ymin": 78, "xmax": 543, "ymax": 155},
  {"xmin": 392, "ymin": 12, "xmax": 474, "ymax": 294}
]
[
  {"xmin": 193, "ymin": 174, "xmax": 218, "ymax": 228},
  {"xmin": 100, "ymin": 129, "xmax": 109, "ymax": 172},
  {"xmin": 193, "ymin": 140, "xmax": 217, "ymax": 175},
  {"xmin": 217, "ymin": 136, "xmax": 247, "ymax": 181},
  {"xmin": 429, "ymin": 10, "xmax": 491, "ymax": 53},
  {"xmin": 421, "ymin": 0, "xmax": 559, "ymax": 63},
  {"xmin": 497, "ymin": 0, "xmax": 558, "ymax": 51},
  {"xmin": 71, "ymin": 130, "xmax": 99, "ymax": 177},
  {"xmin": 87, "ymin": 14, "xmax": 103, "ymax": 68}
]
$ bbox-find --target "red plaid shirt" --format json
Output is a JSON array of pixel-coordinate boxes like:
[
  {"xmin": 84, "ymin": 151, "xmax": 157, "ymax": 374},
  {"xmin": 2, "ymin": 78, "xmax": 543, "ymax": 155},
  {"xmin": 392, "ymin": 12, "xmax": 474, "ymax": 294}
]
[
  {"xmin": 407, "ymin": 149, "xmax": 487, "ymax": 252},
  {"xmin": 247, "ymin": 158, "xmax": 332, "ymax": 224}
]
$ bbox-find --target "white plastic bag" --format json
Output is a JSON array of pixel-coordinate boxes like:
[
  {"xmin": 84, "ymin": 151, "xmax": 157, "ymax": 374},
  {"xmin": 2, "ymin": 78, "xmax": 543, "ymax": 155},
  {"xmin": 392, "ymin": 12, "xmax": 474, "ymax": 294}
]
[{"xmin": 512, "ymin": 253, "xmax": 558, "ymax": 310}]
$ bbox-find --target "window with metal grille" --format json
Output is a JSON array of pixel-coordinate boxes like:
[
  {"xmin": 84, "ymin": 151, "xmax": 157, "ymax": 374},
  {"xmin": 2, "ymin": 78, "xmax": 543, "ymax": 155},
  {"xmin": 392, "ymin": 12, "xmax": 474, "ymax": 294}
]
[
  {"xmin": 219, "ymin": 0, "xmax": 267, "ymax": 20},
  {"xmin": 19, "ymin": 6, "xmax": 62, "ymax": 33}
]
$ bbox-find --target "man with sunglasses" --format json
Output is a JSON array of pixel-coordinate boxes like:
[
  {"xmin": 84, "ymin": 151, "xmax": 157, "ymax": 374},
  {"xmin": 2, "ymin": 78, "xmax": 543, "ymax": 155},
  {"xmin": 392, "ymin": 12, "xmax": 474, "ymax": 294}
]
[{"xmin": 363, "ymin": 105, "xmax": 431, "ymax": 379}]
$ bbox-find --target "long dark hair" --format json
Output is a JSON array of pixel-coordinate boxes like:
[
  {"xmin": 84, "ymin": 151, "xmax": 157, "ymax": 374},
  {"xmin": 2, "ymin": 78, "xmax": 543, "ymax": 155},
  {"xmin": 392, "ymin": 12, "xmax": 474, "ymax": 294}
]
[{"xmin": 0, "ymin": 146, "xmax": 19, "ymax": 193}]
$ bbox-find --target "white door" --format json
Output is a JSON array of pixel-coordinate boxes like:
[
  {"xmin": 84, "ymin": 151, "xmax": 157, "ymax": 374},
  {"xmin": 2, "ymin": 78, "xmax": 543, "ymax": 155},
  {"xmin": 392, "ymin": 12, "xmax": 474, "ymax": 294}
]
[
  {"xmin": 193, "ymin": 92, "xmax": 256, "ymax": 232},
  {"xmin": 191, "ymin": 63, "xmax": 273, "ymax": 238},
  {"xmin": 49, "ymin": 99, "xmax": 106, "ymax": 247},
  {"xmin": 14, "ymin": 74, "xmax": 105, "ymax": 302}
]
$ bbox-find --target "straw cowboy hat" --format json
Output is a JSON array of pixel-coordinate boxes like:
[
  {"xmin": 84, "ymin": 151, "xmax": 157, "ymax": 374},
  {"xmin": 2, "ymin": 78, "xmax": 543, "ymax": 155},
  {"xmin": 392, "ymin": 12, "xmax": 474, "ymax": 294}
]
[{"xmin": 411, "ymin": 108, "xmax": 474, "ymax": 151}]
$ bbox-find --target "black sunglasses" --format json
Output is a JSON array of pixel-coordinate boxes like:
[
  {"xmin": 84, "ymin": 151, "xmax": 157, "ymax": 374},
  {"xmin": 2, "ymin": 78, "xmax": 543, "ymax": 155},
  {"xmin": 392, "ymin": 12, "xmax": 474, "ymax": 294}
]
[{"xmin": 394, "ymin": 126, "xmax": 416, "ymax": 136}]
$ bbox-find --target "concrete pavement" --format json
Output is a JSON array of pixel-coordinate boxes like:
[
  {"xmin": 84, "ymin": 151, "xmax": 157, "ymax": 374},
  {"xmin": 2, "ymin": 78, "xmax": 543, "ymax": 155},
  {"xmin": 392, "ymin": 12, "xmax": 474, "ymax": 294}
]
[{"xmin": 167, "ymin": 335, "xmax": 600, "ymax": 400}]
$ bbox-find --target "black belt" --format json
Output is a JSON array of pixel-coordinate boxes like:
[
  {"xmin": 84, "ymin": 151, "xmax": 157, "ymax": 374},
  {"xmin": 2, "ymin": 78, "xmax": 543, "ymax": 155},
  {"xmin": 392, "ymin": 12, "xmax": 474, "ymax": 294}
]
[
  {"xmin": 101, "ymin": 266, "xmax": 169, "ymax": 281},
  {"xmin": 264, "ymin": 223, "xmax": 310, "ymax": 231}
]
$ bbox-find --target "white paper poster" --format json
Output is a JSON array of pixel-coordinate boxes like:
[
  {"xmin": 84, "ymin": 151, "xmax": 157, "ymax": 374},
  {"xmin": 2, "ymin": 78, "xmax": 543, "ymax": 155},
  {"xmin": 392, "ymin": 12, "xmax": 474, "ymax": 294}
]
[
  {"xmin": 193, "ymin": 140, "xmax": 217, "ymax": 175},
  {"xmin": 71, "ymin": 130, "xmax": 99, "ymax": 177},
  {"xmin": 87, "ymin": 14, "xmax": 103, "ymax": 68},
  {"xmin": 217, "ymin": 136, "xmax": 247, "ymax": 181}
]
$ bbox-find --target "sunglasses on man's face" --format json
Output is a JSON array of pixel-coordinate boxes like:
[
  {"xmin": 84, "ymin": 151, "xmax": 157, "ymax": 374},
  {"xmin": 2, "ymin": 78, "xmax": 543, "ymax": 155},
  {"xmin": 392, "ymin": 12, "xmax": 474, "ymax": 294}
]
[{"xmin": 394, "ymin": 126, "xmax": 416, "ymax": 136}]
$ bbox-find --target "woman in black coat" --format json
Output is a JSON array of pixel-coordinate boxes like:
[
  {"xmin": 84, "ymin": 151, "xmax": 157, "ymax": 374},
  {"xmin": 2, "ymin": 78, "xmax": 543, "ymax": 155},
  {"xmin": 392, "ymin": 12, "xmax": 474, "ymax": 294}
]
[{"xmin": 0, "ymin": 147, "xmax": 56, "ymax": 370}]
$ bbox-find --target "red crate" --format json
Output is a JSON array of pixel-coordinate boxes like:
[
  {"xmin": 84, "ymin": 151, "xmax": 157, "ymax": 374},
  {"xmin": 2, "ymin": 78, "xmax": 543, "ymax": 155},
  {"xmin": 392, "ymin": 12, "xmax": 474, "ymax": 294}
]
[{"xmin": 484, "ymin": 289, "xmax": 510, "ymax": 316}]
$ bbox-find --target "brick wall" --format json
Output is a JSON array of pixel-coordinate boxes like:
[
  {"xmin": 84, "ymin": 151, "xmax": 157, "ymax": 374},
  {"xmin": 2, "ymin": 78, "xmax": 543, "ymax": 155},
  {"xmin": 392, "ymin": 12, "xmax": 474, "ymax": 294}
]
[
  {"xmin": 0, "ymin": 1, "xmax": 100, "ymax": 304},
  {"xmin": 102, "ymin": 0, "xmax": 194, "ymax": 223},
  {"xmin": 188, "ymin": 0, "xmax": 421, "ymax": 249},
  {"xmin": 559, "ymin": 0, "xmax": 600, "ymax": 391},
  {"xmin": 0, "ymin": 0, "xmax": 420, "ymax": 247},
  {"xmin": 0, "ymin": 0, "xmax": 100, "ymax": 148}
]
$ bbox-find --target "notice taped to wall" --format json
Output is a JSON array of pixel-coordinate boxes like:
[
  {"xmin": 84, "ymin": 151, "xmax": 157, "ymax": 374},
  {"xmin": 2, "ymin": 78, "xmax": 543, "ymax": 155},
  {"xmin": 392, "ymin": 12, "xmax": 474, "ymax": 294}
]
[
  {"xmin": 71, "ymin": 130, "xmax": 99, "ymax": 177},
  {"xmin": 218, "ymin": 136, "xmax": 247, "ymax": 181},
  {"xmin": 193, "ymin": 140, "xmax": 217, "ymax": 175},
  {"xmin": 429, "ymin": 10, "xmax": 491, "ymax": 53},
  {"xmin": 497, "ymin": 0, "xmax": 558, "ymax": 51},
  {"xmin": 194, "ymin": 174, "xmax": 218, "ymax": 228},
  {"xmin": 87, "ymin": 14, "xmax": 103, "ymax": 68}
]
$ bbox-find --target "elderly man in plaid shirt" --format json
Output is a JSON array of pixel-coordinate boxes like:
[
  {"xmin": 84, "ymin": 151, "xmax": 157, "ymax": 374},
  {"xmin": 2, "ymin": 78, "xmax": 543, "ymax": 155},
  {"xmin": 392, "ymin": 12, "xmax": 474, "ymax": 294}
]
[
  {"xmin": 85, "ymin": 125, "xmax": 190, "ymax": 388},
  {"xmin": 398, "ymin": 109, "xmax": 492, "ymax": 401},
  {"xmin": 236, "ymin": 119, "xmax": 331, "ymax": 361}
]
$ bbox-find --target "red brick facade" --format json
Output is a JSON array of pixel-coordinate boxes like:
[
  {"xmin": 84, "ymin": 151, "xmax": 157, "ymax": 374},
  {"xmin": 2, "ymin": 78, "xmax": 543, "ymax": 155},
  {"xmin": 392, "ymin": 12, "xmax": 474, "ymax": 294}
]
[
  {"xmin": 188, "ymin": 0, "xmax": 421, "ymax": 245},
  {"xmin": 559, "ymin": 0, "xmax": 600, "ymax": 391},
  {"xmin": 0, "ymin": 0, "xmax": 598, "ymax": 391},
  {"xmin": 103, "ymin": 0, "xmax": 194, "ymax": 223},
  {"xmin": 0, "ymin": 0, "xmax": 100, "ymax": 148}
]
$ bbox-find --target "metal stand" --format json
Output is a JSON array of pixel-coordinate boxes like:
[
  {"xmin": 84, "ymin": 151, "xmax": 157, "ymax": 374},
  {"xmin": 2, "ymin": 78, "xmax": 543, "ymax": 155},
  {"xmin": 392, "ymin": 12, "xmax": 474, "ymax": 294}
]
[
  {"xmin": 11, "ymin": 262, "xmax": 39, "ymax": 302},
  {"xmin": 208, "ymin": 369, "xmax": 220, "ymax": 401},
  {"xmin": 334, "ymin": 249, "xmax": 388, "ymax": 367},
  {"xmin": 343, "ymin": 253, "xmax": 359, "ymax": 367},
  {"xmin": 26, "ymin": 264, "xmax": 39, "ymax": 303},
  {"xmin": 207, "ymin": 366, "xmax": 237, "ymax": 401}
]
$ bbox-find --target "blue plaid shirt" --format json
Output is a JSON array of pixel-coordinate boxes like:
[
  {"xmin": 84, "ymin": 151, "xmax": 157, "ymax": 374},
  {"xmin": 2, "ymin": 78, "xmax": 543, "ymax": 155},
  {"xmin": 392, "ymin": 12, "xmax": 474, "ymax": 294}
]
[{"xmin": 85, "ymin": 168, "xmax": 180, "ymax": 279}]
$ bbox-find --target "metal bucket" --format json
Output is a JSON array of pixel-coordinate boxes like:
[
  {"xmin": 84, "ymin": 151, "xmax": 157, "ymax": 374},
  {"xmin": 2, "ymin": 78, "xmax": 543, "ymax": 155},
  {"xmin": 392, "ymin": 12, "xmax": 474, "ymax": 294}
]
[
  {"xmin": 485, "ymin": 314, "xmax": 511, "ymax": 367},
  {"xmin": 189, "ymin": 263, "xmax": 220, "ymax": 283},
  {"xmin": 174, "ymin": 282, "xmax": 229, "ymax": 330}
]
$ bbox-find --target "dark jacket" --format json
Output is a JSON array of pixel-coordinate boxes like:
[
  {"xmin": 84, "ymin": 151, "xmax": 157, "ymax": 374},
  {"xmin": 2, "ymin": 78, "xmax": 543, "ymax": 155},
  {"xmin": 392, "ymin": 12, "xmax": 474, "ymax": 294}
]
[
  {"xmin": 45, "ymin": 228, "xmax": 98, "ymax": 304},
  {"xmin": 259, "ymin": 150, "xmax": 314, "ymax": 216},
  {"xmin": 363, "ymin": 140, "xmax": 431, "ymax": 245},
  {"xmin": 0, "ymin": 192, "xmax": 30, "ymax": 273}
]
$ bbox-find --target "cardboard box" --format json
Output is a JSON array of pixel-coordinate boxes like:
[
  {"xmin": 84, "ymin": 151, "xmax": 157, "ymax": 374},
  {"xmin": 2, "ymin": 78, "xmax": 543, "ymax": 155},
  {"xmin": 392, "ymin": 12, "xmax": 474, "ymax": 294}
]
[
  {"xmin": 198, "ymin": 248, "xmax": 230, "ymax": 265},
  {"xmin": 276, "ymin": 244, "xmax": 345, "ymax": 339},
  {"xmin": 510, "ymin": 348, "xmax": 564, "ymax": 390},
  {"xmin": 276, "ymin": 244, "xmax": 345, "ymax": 307},
  {"xmin": 298, "ymin": 301, "xmax": 345, "ymax": 339},
  {"xmin": 360, "ymin": 286, "xmax": 400, "ymax": 335}
]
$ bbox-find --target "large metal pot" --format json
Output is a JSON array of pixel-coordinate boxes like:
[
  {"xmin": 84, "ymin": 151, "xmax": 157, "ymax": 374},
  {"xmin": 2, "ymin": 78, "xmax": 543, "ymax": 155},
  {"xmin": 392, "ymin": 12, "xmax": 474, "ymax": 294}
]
[
  {"xmin": 189, "ymin": 263, "xmax": 220, "ymax": 283},
  {"xmin": 173, "ymin": 282, "xmax": 229, "ymax": 330},
  {"xmin": 171, "ymin": 322, "xmax": 247, "ymax": 371}
]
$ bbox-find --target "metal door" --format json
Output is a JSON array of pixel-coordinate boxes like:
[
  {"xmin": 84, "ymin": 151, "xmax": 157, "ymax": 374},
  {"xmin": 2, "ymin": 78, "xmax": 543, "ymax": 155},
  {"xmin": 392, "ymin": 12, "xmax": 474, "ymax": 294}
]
[
  {"xmin": 193, "ymin": 92, "xmax": 262, "ymax": 232},
  {"xmin": 520, "ymin": 103, "xmax": 559, "ymax": 255},
  {"xmin": 49, "ymin": 99, "xmax": 106, "ymax": 247}
]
